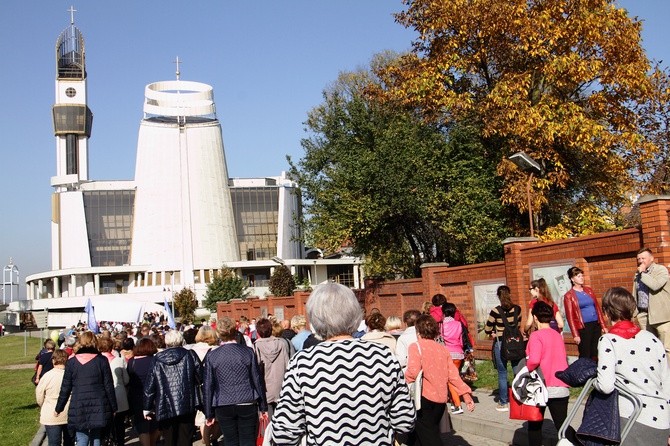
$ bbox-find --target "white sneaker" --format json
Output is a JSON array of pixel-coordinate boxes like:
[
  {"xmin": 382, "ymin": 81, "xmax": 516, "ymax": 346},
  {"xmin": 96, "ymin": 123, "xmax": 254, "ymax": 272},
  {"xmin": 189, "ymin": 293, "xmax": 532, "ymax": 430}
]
[
  {"xmin": 496, "ymin": 403, "xmax": 509, "ymax": 412},
  {"xmin": 451, "ymin": 406, "xmax": 464, "ymax": 415}
]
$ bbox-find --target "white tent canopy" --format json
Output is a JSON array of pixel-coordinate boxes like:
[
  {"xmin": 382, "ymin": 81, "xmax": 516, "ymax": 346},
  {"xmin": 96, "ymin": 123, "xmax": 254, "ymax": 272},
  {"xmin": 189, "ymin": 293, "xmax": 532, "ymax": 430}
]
[{"xmin": 89, "ymin": 298, "xmax": 166, "ymax": 323}]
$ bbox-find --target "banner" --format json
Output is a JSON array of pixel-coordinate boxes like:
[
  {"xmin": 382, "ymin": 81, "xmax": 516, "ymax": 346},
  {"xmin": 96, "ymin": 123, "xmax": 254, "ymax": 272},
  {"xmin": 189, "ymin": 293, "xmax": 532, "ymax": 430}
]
[
  {"xmin": 85, "ymin": 298, "xmax": 99, "ymax": 334},
  {"xmin": 164, "ymin": 297, "xmax": 176, "ymax": 329}
]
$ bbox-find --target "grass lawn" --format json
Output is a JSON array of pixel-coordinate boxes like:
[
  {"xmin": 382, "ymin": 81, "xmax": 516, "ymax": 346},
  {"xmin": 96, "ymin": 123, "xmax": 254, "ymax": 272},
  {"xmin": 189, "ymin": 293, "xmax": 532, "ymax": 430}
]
[
  {"xmin": 471, "ymin": 357, "xmax": 583, "ymax": 399},
  {"xmin": 0, "ymin": 335, "xmax": 44, "ymax": 445}
]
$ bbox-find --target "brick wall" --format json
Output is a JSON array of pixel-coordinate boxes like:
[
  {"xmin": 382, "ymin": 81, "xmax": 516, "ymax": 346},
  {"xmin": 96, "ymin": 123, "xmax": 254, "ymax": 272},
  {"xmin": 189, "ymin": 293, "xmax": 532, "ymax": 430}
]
[{"xmin": 215, "ymin": 196, "xmax": 670, "ymax": 358}]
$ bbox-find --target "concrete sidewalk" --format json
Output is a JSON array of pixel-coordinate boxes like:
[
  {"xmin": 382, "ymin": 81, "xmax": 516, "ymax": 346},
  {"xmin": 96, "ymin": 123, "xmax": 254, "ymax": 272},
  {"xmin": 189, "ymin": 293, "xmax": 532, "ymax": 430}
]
[{"xmin": 451, "ymin": 388, "xmax": 585, "ymax": 446}]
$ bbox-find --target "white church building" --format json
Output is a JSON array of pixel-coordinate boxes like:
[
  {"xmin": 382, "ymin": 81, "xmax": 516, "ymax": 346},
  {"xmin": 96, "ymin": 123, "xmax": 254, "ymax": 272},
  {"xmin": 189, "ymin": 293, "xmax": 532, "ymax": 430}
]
[{"xmin": 8, "ymin": 18, "xmax": 362, "ymax": 327}]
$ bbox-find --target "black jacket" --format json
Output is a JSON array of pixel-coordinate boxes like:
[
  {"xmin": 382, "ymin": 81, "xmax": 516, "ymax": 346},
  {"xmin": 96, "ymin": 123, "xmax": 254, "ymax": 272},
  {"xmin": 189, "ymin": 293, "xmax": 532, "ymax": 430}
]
[
  {"xmin": 143, "ymin": 346, "xmax": 198, "ymax": 421},
  {"xmin": 55, "ymin": 347, "xmax": 117, "ymax": 430}
]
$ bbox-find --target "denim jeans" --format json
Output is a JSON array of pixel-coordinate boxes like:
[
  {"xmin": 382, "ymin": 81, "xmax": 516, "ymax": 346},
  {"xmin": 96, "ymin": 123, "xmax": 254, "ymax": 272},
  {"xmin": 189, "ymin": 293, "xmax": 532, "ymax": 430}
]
[
  {"xmin": 215, "ymin": 404, "xmax": 259, "ymax": 446},
  {"xmin": 75, "ymin": 428, "xmax": 102, "ymax": 446},
  {"xmin": 493, "ymin": 339, "xmax": 519, "ymax": 404},
  {"xmin": 45, "ymin": 424, "xmax": 73, "ymax": 446}
]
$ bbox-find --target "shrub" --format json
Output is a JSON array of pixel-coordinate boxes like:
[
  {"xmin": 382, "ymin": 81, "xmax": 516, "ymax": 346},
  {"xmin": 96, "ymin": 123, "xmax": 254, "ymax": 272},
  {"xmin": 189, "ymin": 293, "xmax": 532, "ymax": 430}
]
[{"xmin": 269, "ymin": 265, "xmax": 296, "ymax": 297}]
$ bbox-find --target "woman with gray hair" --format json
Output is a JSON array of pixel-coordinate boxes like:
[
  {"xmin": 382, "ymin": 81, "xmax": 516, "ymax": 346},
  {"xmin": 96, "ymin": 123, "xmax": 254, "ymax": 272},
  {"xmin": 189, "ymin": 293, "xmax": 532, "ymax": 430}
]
[
  {"xmin": 272, "ymin": 283, "xmax": 416, "ymax": 445},
  {"xmin": 143, "ymin": 330, "xmax": 200, "ymax": 446}
]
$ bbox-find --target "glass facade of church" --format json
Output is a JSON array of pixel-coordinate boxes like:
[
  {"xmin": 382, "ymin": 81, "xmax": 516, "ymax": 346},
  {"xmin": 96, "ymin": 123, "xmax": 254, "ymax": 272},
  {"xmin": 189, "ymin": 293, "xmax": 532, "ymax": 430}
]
[
  {"xmin": 230, "ymin": 187, "xmax": 279, "ymax": 261},
  {"xmin": 83, "ymin": 190, "xmax": 135, "ymax": 267}
]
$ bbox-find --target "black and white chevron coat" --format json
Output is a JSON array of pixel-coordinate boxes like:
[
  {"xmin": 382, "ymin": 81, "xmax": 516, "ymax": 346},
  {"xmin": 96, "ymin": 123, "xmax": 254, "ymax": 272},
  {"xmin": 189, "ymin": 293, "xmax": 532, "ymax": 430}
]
[{"xmin": 271, "ymin": 339, "xmax": 416, "ymax": 445}]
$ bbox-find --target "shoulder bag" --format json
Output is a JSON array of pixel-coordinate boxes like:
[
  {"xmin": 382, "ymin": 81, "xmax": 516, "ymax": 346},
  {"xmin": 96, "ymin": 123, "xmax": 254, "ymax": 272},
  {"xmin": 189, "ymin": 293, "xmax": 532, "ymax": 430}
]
[{"xmin": 407, "ymin": 343, "xmax": 423, "ymax": 410}]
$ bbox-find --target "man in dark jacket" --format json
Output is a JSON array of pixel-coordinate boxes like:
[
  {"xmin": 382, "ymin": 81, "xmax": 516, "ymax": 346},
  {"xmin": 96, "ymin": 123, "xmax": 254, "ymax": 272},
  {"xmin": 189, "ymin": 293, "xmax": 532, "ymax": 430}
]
[{"xmin": 143, "ymin": 330, "xmax": 199, "ymax": 446}]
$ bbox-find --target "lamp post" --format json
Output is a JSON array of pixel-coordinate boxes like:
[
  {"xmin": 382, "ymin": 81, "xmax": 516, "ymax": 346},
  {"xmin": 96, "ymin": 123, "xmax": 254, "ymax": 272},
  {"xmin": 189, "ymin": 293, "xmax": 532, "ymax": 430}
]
[{"xmin": 509, "ymin": 152, "xmax": 543, "ymax": 237}]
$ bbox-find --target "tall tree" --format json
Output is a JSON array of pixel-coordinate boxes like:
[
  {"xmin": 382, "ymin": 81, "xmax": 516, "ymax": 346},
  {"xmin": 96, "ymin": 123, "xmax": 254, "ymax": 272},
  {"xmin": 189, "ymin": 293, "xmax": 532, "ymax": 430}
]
[
  {"xmin": 290, "ymin": 56, "xmax": 511, "ymax": 278},
  {"xmin": 379, "ymin": 0, "xmax": 659, "ymax": 233},
  {"xmin": 638, "ymin": 66, "xmax": 670, "ymax": 194}
]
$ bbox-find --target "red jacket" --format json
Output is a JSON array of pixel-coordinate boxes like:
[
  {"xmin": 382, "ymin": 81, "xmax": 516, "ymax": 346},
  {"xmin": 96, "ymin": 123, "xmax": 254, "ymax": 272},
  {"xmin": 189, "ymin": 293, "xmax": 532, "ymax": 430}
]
[{"xmin": 563, "ymin": 286, "xmax": 607, "ymax": 337}]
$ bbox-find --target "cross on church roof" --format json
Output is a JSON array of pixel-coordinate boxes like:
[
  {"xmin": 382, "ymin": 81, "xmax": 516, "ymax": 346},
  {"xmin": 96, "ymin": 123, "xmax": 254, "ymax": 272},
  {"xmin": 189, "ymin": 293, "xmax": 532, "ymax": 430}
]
[{"xmin": 68, "ymin": 5, "xmax": 77, "ymax": 25}]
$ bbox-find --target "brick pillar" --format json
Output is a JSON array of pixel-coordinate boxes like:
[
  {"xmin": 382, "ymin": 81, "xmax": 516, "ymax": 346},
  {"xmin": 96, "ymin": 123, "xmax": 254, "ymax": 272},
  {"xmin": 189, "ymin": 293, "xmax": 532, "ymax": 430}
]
[
  {"xmin": 638, "ymin": 195, "xmax": 670, "ymax": 264},
  {"xmin": 420, "ymin": 262, "xmax": 449, "ymax": 303}
]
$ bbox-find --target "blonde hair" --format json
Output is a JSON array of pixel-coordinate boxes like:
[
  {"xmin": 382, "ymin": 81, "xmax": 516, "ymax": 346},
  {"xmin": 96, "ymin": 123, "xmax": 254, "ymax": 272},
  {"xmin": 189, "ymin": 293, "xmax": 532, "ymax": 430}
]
[
  {"xmin": 195, "ymin": 325, "xmax": 218, "ymax": 345},
  {"xmin": 385, "ymin": 315, "xmax": 402, "ymax": 331},
  {"xmin": 78, "ymin": 331, "xmax": 98, "ymax": 349},
  {"xmin": 291, "ymin": 314, "xmax": 307, "ymax": 330}
]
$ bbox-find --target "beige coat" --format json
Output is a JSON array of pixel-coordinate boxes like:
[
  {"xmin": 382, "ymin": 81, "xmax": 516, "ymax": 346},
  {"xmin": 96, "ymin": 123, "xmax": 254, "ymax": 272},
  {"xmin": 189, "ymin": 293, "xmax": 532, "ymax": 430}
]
[
  {"xmin": 361, "ymin": 331, "xmax": 397, "ymax": 355},
  {"xmin": 633, "ymin": 262, "xmax": 670, "ymax": 325},
  {"xmin": 35, "ymin": 367, "xmax": 69, "ymax": 425}
]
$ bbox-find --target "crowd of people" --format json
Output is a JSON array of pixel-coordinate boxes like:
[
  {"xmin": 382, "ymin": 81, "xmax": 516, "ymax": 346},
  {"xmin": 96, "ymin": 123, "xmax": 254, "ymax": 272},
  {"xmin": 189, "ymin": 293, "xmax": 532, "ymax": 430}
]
[
  {"xmin": 30, "ymin": 247, "xmax": 670, "ymax": 445},
  {"xmin": 482, "ymin": 247, "xmax": 670, "ymax": 446}
]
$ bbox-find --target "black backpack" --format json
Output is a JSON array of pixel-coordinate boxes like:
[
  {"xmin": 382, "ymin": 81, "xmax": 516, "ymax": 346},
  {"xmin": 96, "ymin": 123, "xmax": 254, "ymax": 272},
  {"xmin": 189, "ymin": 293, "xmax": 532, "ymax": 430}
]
[{"xmin": 498, "ymin": 305, "xmax": 525, "ymax": 362}]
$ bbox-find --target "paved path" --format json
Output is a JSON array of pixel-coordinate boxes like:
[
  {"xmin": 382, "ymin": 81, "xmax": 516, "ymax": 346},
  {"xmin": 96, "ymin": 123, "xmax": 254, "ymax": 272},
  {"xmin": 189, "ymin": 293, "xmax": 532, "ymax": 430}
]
[{"xmin": 452, "ymin": 387, "xmax": 585, "ymax": 446}]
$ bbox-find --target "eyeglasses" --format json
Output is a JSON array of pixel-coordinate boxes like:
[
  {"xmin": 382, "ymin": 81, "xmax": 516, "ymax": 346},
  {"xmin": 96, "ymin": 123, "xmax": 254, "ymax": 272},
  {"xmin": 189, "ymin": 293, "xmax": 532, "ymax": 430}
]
[{"xmin": 528, "ymin": 287, "xmax": 536, "ymax": 291}]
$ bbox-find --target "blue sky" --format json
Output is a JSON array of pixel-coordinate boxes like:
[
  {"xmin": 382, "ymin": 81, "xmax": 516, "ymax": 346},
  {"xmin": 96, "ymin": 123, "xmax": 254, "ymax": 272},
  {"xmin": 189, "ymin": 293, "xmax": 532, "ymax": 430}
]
[{"xmin": 0, "ymin": 1, "xmax": 668, "ymax": 292}]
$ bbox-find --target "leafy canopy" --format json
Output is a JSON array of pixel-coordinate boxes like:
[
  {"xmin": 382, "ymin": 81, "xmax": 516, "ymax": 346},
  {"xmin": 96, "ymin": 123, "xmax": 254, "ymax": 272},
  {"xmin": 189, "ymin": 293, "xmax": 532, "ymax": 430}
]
[
  {"xmin": 290, "ymin": 54, "xmax": 511, "ymax": 278},
  {"xmin": 378, "ymin": 0, "xmax": 660, "ymax": 233}
]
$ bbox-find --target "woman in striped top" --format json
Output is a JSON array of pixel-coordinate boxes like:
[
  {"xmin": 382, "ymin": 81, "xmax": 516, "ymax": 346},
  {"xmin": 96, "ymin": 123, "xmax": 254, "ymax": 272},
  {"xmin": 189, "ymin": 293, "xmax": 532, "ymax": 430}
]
[
  {"xmin": 271, "ymin": 283, "xmax": 416, "ymax": 446},
  {"xmin": 484, "ymin": 285, "xmax": 522, "ymax": 411}
]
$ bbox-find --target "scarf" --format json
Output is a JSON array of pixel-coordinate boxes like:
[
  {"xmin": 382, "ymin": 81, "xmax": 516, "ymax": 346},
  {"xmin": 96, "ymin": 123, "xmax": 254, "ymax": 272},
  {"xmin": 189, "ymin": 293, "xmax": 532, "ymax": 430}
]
[{"xmin": 607, "ymin": 320, "xmax": 640, "ymax": 339}]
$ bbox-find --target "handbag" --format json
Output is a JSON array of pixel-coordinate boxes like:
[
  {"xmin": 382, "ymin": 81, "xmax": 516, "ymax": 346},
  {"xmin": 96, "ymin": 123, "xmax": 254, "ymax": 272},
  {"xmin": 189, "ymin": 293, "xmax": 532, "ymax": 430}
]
[
  {"xmin": 257, "ymin": 416, "xmax": 269, "ymax": 446},
  {"xmin": 407, "ymin": 343, "xmax": 424, "ymax": 410},
  {"xmin": 408, "ymin": 370, "xmax": 423, "ymax": 410},
  {"xmin": 461, "ymin": 351, "xmax": 478, "ymax": 382},
  {"xmin": 508, "ymin": 389, "xmax": 543, "ymax": 422}
]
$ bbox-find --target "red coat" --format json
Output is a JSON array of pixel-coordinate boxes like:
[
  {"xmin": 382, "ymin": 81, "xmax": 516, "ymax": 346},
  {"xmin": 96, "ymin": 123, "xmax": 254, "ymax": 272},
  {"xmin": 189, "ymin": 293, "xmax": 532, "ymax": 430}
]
[{"xmin": 563, "ymin": 286, "xmax": 607, "ymax": 338}]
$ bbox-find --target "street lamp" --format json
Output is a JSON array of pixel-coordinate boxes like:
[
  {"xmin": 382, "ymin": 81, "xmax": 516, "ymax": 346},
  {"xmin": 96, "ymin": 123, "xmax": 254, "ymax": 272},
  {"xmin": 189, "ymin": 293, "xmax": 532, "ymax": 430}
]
[{"xmin": 509, "ymin": 152, "xmax": 543, "ymax": 237}]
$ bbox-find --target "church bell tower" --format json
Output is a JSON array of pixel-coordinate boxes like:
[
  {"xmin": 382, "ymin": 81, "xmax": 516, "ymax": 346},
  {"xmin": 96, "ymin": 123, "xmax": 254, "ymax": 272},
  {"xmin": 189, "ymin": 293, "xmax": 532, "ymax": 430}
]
[{"xmin": 51, "ymin": 6, "xmax": 92, "ymax": 190}]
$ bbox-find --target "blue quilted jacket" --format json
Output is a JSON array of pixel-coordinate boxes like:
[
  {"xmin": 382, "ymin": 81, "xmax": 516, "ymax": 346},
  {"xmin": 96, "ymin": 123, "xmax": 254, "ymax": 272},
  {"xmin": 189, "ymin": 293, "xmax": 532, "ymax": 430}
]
[
  {"xmin": 143, "ymin": 346, "xmax": 198, "ymax": 421},
  {"xmin": 202, "ymin": 343, "xmax": 267, "ymax": 419}
]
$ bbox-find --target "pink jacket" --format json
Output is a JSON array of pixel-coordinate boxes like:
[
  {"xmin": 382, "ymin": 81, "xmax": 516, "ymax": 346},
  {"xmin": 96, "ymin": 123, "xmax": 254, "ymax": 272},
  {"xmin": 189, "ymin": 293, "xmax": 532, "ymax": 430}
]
[
  {"xmin": 406, "ymin": 338, "xmax": 471, "ymax": 403},
  {"xmin": 441, "ymin": 318, "xmax": 464, "ymax": 359},
  {"xmin": 526, "ymin": 328, "xmax": 568, "ymax": 388}
]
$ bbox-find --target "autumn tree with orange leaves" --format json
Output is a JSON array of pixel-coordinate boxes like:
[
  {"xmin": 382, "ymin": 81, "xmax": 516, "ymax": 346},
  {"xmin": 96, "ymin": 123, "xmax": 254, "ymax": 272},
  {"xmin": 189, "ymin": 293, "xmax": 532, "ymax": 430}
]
[{"xmin": 377, "ymin": 0, "xmax": 663, "ymax": 237}]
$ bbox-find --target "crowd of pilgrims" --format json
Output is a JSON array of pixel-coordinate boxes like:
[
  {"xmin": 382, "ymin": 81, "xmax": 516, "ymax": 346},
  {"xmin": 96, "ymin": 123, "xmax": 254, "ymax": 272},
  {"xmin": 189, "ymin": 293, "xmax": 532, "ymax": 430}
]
[{"xmin": 32, "ymin": 274, "xmax": 670, "ymax": 446}]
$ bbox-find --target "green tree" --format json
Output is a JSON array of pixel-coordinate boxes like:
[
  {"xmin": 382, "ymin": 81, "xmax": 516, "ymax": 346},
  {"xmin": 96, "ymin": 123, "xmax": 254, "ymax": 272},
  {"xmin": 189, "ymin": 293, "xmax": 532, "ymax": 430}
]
[
  {"xmin": 290, "ymin": 55, "xmax": 511, "ymax": 278},
  {"xmin": 173, "ymin": 288, "xmax": 197, "ymax": 324},
  {"xmin": 203, "ymin": 267, "xmax": 249, "ymax": 311},
  {"xmin": 379, "ymin": 0, "xmax": 660, "ymax": 235},
  {"xmin": 269, "ymin": 265, "xmax": 296, "ymax": 297}
]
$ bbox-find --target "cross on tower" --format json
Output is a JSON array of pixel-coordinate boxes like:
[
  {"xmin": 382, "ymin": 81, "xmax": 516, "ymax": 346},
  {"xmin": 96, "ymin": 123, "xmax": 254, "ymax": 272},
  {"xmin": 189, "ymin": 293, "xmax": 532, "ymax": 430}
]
[
  {"xmin": 68, "ymin": 5, "xmax": 77, "ymax": 25},
  {"xmin": 174, "ymin": 56, "xmax": 182, "ymax": 81}
]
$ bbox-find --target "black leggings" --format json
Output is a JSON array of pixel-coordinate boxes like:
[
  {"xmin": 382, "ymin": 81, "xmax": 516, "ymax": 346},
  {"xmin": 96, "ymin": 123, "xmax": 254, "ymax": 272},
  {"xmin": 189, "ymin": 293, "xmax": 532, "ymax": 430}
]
[
  {"xmin": 578, "ymin": 321, "xmax": 601, "ymax": 359},
  {"xmin": 527, "ymin": 396, "xmax": 576, "ymax": 446}
]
